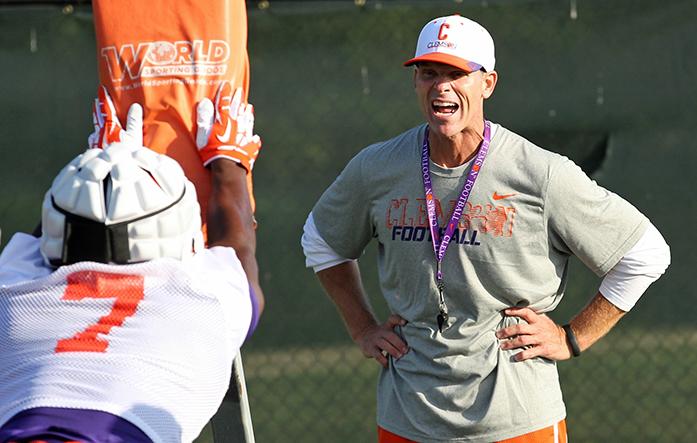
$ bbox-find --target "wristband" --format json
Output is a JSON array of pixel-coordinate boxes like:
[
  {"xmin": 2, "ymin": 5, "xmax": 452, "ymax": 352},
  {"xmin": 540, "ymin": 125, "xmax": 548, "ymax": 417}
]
[
  {"xmin": 562, "ymin": 324, "xmax": 581, "ymax": 357},
  {"xmin": 246, "ymin": 283, "xmax": 260, "ymax": 340}
]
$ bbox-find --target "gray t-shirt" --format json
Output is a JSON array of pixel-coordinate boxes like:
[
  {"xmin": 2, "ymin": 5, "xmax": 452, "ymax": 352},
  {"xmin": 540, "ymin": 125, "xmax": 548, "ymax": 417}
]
[{"xmin": 312, "ymin": 123, "xmax": 647, "ymax": 442}]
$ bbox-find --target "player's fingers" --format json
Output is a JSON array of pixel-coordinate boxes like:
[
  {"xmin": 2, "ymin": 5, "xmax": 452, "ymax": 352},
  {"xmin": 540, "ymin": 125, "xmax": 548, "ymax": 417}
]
[
  {"xmin": 88, "ymin": 101, "xmax": 100, "ymax": 149},
  {"xmin": 92, "ymin": 98, "xmax": 102, "ymax": 128},
  {"xmin": 99, "ymin": 86, "xmax": 120, "ymax": 126},
  {"xmin": 242, "ymin": 103, "xmax": 254, "ymax": 132},
  {"xmin": 96, "ymin": 85, "xmax": 108, "ymax": 118},
  {"xmin": 87, "ymin": 133, "xmax": 98, "ymax": 149},
  {"xmin": 214, "ymin": 81, "xmax": 233, "ymax": 115},
  {"xmin": 97, "ymin": 86, "xmax": 125, "ymax": 146},
  {"xmin": 125, "ymin": 104, "xmax": 143, "ymax": 146},
  {"xmin": 235, "ymin": 105, "xmax": 253, "ymax": 146},
  {"xmin": 213, "ymin": 80, "xmax": 226, "ymax": 107},
  {"xmin": 247, "ymin": 137, "xmax": 261, "ymax": 171},
  {"xmin": 249, "ymin": 135, "xmax": 261, "ymax": 150},
  {"xmin": 230, "ymin": 87, "xmax": 244, "ymax": 119},
  {"xmin": 196, "ymin": 99, "xmax": 214, "ymax": 149}
]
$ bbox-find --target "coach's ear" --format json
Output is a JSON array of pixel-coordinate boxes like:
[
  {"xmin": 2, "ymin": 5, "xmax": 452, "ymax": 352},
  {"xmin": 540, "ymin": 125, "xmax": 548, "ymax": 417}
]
[{"xmin": 482, "ymin": 70, "xmax": 498, "ymax": 100}]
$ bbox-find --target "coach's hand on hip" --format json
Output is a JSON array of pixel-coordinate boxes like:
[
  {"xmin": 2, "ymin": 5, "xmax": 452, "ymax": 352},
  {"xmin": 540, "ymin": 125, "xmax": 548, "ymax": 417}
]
[
  {"xmin": 356, "ymin": 314, "xmax": 409, "ymax": 369},
  {"xmin": 496, "ymin": 307, "xmax": 571, "ymax": 362}
]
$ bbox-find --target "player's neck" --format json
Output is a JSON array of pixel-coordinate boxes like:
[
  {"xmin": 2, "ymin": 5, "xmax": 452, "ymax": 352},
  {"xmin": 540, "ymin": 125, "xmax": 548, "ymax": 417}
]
[{"xmin": 428, "ymin": 125, "xmax": 484, "ymax": 168}]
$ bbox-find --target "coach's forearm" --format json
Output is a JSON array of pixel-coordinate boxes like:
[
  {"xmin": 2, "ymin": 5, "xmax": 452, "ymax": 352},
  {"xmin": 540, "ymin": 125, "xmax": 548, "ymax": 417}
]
[
  {"xmin": 207, "ymin": 159, "xmax": 264, "ymax": 314},
  {"xmin": 316, "ymin": 261, "xmax": 379, "ymax": 341},
  {"xmin": 567, "ymin": 292, "xmax": 626, "ymax": 352}
]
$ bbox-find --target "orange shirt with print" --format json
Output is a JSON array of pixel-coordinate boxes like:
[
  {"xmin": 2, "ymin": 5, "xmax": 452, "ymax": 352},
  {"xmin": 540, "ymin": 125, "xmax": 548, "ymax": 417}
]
[{"xmin": 92, "ymin": 0, "xmax": 254, "ymax": 233}]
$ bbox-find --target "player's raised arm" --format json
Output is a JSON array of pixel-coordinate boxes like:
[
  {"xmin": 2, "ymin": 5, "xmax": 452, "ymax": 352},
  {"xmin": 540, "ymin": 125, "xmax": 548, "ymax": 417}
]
[{"xmin": 196, "ymin": 80, "xmax": 265, "ymax": 316}]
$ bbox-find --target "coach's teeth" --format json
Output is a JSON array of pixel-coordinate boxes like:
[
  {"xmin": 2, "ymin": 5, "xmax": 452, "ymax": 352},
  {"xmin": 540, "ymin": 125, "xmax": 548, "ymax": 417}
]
[
  {"xmin": 432, "ymin": 100, "xmax": 458, "ymax": 114},
  {"xmin": 433, "ymin": 100, "xmax": 455, "ymax": 106}
]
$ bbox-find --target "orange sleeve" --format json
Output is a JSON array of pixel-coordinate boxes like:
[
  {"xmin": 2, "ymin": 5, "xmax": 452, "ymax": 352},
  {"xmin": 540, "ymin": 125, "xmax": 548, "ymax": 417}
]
[{"xmin": 92, "ymin": 0, "xmax": 251, "ymax": 229}]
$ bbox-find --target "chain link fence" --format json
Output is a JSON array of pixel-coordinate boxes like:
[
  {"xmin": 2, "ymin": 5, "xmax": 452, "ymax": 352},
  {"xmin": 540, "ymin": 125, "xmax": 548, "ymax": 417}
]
[{"xmin": 0, "ymin": 1, "xmax": 695, "ymax": 442}]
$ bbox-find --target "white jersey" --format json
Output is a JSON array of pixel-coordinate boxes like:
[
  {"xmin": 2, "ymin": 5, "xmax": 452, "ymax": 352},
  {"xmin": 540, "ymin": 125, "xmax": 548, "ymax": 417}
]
[{"xmin": 0, "ymin": 233, "xmax": 252, "ymax": 443}]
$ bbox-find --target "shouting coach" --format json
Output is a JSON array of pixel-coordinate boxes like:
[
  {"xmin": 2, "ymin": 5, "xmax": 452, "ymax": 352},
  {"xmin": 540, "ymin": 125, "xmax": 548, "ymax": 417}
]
[{"xmin": 302, "ymin": 14, "xmax": 670, "ymax": 443}]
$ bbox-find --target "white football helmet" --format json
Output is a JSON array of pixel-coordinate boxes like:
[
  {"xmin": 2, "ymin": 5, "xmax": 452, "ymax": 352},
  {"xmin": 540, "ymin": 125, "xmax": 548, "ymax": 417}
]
[{"xmin": 40, "ymin": 142, "xmax": 204, "ymax": 266}]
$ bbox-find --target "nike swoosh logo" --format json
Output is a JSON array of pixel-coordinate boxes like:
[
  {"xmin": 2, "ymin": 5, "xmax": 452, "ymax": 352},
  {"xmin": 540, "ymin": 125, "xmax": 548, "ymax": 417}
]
[
  {"xmin": 216, "ymin": 117, "xmax": 233, "ymax": 143},
  {"xmin": 493, "ymin": 192, "xmax": 517, "ymax": 200}
]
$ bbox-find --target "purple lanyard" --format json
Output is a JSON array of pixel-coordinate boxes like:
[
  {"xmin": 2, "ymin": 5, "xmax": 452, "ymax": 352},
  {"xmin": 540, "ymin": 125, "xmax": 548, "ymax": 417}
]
[{"xmin": 421, "ymin": 120, "xmax": 492, "ymax": 331}]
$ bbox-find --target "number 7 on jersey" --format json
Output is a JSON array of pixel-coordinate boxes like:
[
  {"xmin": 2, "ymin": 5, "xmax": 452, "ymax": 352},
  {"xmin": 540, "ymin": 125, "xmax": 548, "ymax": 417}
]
[{"xmin": 55, "ymin": 270, "xmax": 145, "ymax": 353}]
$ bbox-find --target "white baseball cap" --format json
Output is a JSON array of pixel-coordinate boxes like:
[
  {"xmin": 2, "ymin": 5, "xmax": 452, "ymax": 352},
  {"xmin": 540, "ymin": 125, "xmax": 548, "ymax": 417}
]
[{"xmin": 404, "ymin": 15, "xmax": 496, "ymax": 73}]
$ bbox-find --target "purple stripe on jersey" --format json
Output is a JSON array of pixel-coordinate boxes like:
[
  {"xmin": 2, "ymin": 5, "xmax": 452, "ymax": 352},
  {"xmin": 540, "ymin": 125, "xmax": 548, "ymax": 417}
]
[
  {"xmin": 0, "ymin": 407, "xmax": 153, "ymax": 443},
  {"xmin": 246, "ymin": 283, "xmax": 260, "ymax": 339}
]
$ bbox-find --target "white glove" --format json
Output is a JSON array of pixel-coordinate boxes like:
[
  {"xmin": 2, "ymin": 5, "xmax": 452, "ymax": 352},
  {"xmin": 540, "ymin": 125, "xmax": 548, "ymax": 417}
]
[
  {"xmin": 88, "ymin": 85, "xmax": 143, "ymax": 149},
  {"xmin": 195, "ymin": 81, "xmax": 261, "ymax": 172}
]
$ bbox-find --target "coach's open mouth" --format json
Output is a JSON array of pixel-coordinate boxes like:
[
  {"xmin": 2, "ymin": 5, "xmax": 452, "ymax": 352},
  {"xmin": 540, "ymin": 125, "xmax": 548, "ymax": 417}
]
[{"xmin": 432, "ymin": 99, "xmax": 459, "ymax": 115}]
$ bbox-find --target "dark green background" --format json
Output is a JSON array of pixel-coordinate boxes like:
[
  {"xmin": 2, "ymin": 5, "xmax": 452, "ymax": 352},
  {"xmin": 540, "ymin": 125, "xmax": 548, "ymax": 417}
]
[{"xmin": 1, "ymin": 1, "xmax": 695, "ymax": 441}]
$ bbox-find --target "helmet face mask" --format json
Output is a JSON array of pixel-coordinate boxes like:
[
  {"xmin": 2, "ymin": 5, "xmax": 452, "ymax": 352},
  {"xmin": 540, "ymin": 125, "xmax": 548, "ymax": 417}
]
[
  {"xmin": 41, "ymin": 143, "xmax": 203, "ymax": 267},
  {"xmin": 59, "ymin": 207, "xmax": 129, "ymax": 265}
]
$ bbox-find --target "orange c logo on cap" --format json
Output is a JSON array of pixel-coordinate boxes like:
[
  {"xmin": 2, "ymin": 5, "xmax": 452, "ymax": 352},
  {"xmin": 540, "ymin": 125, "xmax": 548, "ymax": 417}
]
[{"xmin": 438, "ymin": 23, "xmax": 450, "ymax": 40}]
